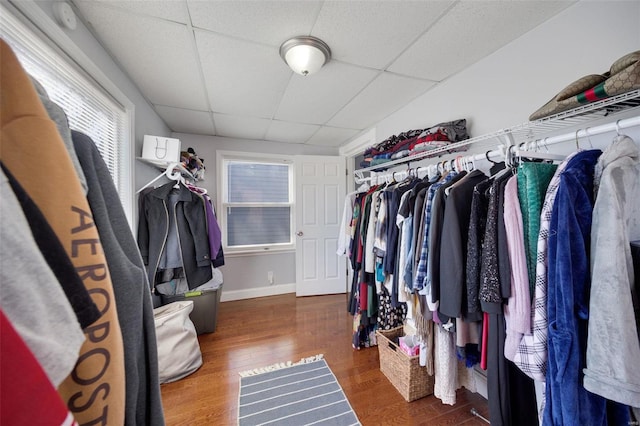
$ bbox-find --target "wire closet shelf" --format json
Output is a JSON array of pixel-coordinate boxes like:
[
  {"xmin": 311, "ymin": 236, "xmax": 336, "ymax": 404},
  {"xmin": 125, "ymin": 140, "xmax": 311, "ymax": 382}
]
[{"xmin": 354, "ymin": 89, "xmax": 640, "ymax": 175}]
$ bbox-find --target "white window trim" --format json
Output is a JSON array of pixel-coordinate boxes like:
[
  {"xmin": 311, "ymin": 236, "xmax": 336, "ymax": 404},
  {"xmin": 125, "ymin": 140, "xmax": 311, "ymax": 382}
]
[
  {"xmin": 216, "ymin": 150, "xmax": 296, "ymax": 255},
  {"xmin": 6, "ymin": 0, "xmax": 136, "ymax": 228}
]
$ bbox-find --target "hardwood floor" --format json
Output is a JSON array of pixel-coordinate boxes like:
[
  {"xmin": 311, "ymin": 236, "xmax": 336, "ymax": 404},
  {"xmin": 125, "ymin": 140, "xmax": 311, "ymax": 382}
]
[{"xmin": 160, "ymin": 293, "xmax": 489, "ymax": 425}]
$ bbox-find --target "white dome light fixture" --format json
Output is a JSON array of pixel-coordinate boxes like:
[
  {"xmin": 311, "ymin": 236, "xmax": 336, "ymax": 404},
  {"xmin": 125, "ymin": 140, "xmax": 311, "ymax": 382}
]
[{"xmin": 280, "ymin": 36, "xmax": 331, "ymax": 76}]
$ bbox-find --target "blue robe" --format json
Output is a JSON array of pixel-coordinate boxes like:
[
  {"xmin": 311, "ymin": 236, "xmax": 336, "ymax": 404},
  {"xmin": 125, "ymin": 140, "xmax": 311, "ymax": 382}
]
[{"xmin": 544, "ymin": 149, "xmax": 629, "ymax": 426}]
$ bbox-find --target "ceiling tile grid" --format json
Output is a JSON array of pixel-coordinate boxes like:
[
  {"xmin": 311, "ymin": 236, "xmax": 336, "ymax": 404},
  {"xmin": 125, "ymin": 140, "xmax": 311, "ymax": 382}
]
[
  {"xmin": 328, "ymin": 72, "xmax": 436, "ymax": 130},
  {"xmin": 275, "ymin": 61, "xmax": 379, "ymax": 125},
  {"xmin": 154, "ymin": 105, "xmax": 215, "ymax": 136},
  {"xmin": 75, "ymin": 1, "xmax": 207, "ymax": 110},
  {"xmin": 186, "ymin": 0, "xmax": 323, "ymax": 46},
  {"xmin": 312, "ymin": 0, "xmax": 455, "ymax": 69},
  {"xmin": 194, "ymin": 29, "xmax": 290, "ymax": 118},
  {"xmin": 306, "ymin": 126, "xmax": 361, "ymax": 147},
  {"xmin": 77, "ymin": 0, "xmax": 190, "ymax": 24},
  {"xmin": 213, "ymin": 113, "xmax": 271, "ymax": 141},
  {"xmin": 264, "ymin": 120, "xmax": 321, "ymax": 145},
  {"xmin": 71, "ymin": 0, "xmax": 575, "ymax": 147},
  {"xmin": 388, "ymin": 1, "xmax": 575, "ymax": 81}
]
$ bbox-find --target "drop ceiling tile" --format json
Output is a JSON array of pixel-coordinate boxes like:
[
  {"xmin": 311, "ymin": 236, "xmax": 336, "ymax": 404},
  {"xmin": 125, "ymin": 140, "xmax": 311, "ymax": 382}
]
[
  {"xmin": 195, "ymin": 30, "xmax": 290, "ymax": 118},
  {"xmin": 213, "ymin": 114, "xmax": 271, "ymax": 140},
  {"xmin": 155, "ymin": 105, "xmax": 215, "ymax": 135},
  {"xmin": 265, "ymin": 121, "xmax": 320, "ymax": 144},
  {"xmin": 388, "ymin": 1, "xmax": 574, "ymax": 81},
  {"xmin": 74, "ymin": 0, "xmax": 189, "ymax": 23},
  {"xmin": 76, "ymin": 2, "xmax": 207, "ymax": 110},
  {"xmin": 306, "ymin": 126, "xmax": 360, "ymax": 147},
  {"xmin": 187, "ymin": 1, "xmax": 322, "ymax": 46},
  {"xmin": 276, "ymin": 62, "xmax": 379, "ymax": 125},
  {"xmin": 313, "ymin": 1, "xmax": 454, "ymax": 69},
  {"xmin": 328, "ymin": 73, "xmax": 435, "ymax": 129}
]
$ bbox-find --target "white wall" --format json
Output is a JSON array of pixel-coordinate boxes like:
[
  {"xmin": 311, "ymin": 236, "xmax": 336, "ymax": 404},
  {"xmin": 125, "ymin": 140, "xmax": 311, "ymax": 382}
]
[
  {"xmin": 172, "ymin": 133, "xmax": 339, "ymax": 300},
  {"xmin": 174, "ymin": 133, "xmax": 339, "ymax": 192},
  {"xmin": 27, "ymin": 0, "xmax": 173, "ymax": 190},
  {"xmin": 370, "ymin": 1, "xmax": 640, "ymax": 152}
]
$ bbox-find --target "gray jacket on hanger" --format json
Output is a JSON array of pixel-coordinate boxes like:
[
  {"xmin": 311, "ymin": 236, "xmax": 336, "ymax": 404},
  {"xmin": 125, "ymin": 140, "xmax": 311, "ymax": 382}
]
[{"xmin": 72, "ymin": 130, "xmax": 166, "ymax": 426}]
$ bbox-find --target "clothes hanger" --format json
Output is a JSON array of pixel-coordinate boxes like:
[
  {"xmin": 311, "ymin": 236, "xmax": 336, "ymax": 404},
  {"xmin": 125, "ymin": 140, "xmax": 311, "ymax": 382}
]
[
  {"xmin": 485, "ymin": 150, "xmax": 498, "ymax": 165},
  {"xmin": 585, "ymin": 127, "xmax": 595, "ymax": 149},
  {"xmin": 575, "ymin": 129, "xmax": 582, "ymax": 151},
  {"xmin": 466, "ymin": 156, "xmax": 475, "ymax": 171},
  {"xmin": 136, "ymin": 161, "xmax": 183, "ymax": 194},
  {"xmin": 186, "ymin": 182, "xmax": 208, "ymax": 195},
  {"xmin": 168, "ymin": 168, "xmax": 183, "ymax": 189},
  {"xmin": 615, "ymin": 119, "xmax": 623, "ymax": 136},
  {"xmin": 515, "ymin": 137, "xmax": 565, "ymax": 162}
]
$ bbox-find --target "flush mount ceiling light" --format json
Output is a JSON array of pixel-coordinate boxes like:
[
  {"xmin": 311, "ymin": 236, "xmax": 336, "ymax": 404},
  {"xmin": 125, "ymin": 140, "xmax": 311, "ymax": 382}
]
[{"xmin": 279, "ymin": 36, "xmax": 331, "ymax": 76}]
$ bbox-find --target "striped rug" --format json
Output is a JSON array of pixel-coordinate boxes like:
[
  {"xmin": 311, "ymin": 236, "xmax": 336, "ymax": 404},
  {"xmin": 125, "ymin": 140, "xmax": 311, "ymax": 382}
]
[{"xmin": 238, "ymin": 355, "xmax": 360, "ymax": 426}]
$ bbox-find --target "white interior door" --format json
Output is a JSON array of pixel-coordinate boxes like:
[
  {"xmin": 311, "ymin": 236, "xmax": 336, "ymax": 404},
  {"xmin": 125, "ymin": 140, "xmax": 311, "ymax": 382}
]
[{"xmin": 295, "ymin": 155, "xmax": 346, "ymax": 296}]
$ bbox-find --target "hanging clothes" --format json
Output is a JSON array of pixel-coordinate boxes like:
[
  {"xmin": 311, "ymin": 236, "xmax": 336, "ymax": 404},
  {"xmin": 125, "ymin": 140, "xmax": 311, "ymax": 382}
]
[
  {"xmin": 138, "ymin": 183, "xmax": 213, "ymax": 291},
  {"xmin": 427, "ymin": 170, "xmax": 466, "ymax": 322},
  {"xmin": 73, "ymin": 130, "xmax": 166, "ymax": 425},
  {"xmin": 584, "ymin": 134, "xmax": 640, "ymax": 408},
  {"xmin": 415, "ymin": 172, "xmax": 455, "ymax": 305},
  {"xmin": 353, "ymin": 116, "xmax": 640, "ymax": 424},
  {"xmin": 0, "ymin": 310, "xmax": 79, "ymax": 426},
  {"xmin": 0, "ymin": 166, "xmax": 89, "ymax": 387},
  {"xmin": 517, "ymin": 162, "xmax": 558, "ymax": 297},
  {"xmin": 544, "ymin": 148, "xmax": 629, "ymax": 425},
  {"xmin": 512, "ymin": 151, "xmax": 578, "ymax": 381},
  {"xmin": 0, "ymin": 40, "xmax": 127, "ymax": 425},
  {"xmin": 439, "ymin": 169, "xmax": 487, "ymax": 320},
  {"xmin": 502, "ymin": 175, "xmax": 531, "ymax": 362},
  {"xmin": 465, "ymin": 178, "xmax": 492, "ymax": 321},
  {"xmin": 187, "ymin": 184, "xmax": 223, "ymax": 262}
]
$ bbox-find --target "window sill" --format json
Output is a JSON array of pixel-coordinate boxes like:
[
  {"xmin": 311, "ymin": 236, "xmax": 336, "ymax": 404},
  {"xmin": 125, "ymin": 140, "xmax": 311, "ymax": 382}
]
[{"xmin": 224, "ymin": 248, "xmax": 295, "ymax": 258}]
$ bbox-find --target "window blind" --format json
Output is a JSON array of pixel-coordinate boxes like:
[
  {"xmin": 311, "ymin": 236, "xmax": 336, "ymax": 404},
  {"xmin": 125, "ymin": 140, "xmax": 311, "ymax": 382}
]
[{"xmin": 0, "ymin": 8, "xmax": 129, "ymax": 207}]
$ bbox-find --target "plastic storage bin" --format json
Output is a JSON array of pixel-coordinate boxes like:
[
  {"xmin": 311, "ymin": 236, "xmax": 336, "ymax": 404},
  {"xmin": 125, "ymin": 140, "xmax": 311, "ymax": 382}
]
[{"xmin": 160, "ymin": 286, "xmax": 222, "ymax": 335}]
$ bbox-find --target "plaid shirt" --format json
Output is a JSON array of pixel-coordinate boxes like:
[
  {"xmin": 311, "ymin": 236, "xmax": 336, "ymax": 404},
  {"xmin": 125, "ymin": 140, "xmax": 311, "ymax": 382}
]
[
  {"xmin": 414, "ymin": 172, "xmax": 455, "ymax": 292},
  {"xmin": 513, "ymin": 153, "xmax": 576, "ymax": 381}
]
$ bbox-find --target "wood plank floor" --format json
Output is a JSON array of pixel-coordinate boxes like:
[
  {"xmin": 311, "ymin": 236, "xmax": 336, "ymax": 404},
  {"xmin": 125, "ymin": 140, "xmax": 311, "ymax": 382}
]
[{"xmin": 160, "ymin": 293, "xmax": 489, "ymax": 425}]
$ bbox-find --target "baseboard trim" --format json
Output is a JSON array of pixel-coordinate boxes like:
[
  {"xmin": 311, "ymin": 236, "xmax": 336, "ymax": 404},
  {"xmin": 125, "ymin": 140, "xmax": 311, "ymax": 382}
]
[{"xmin": 220, "ymin": 283, "xmax": 295, "ymax": 302}]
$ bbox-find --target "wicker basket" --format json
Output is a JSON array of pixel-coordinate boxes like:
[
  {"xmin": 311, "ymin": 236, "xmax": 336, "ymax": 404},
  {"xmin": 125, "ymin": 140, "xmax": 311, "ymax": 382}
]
[{"xmin": 376, "ymin": 326, "xmax": 434, "ymax": 402}]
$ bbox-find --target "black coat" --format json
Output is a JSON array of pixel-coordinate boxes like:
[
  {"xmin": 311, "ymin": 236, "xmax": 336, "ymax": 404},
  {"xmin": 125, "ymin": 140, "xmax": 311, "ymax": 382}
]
[{"xmin": 138, "ymin": 182, "xmax": 212, "ymax": 290}]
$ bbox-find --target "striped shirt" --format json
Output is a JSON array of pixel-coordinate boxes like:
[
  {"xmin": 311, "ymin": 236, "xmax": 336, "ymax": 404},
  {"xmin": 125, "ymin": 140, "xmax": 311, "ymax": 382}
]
[{"xmin": 513, "ymin": 153, "xmax": 577, "ymax": 381}]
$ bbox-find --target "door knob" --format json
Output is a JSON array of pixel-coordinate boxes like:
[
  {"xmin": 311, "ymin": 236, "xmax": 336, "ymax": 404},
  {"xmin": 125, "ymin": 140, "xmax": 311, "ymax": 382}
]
[{"xmin": 296, "ymin": 231, "xmax": 304, "ymax": 236}]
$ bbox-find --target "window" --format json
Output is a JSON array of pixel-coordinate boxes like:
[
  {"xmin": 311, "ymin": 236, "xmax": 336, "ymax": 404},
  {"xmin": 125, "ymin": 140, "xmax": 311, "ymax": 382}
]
[
  {"xmin": 0, "ymin": 3, "xmax": 134, "ymax": 225},
  {"xmin": 218, "ymin": 152, "xmax": 294, "ymax": 253}
]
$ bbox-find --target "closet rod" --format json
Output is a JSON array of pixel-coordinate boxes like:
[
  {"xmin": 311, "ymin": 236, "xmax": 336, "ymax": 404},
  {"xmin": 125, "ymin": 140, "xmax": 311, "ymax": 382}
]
[
  {"xmin": 518, "ymin": 114, "xmax": 640, "ymax": 151},
  {"xmin": 355, "ymin": 114, "xmax": 640, "ymax": 184}
]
